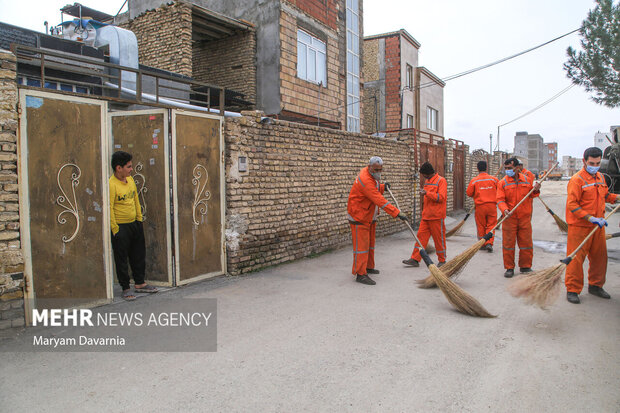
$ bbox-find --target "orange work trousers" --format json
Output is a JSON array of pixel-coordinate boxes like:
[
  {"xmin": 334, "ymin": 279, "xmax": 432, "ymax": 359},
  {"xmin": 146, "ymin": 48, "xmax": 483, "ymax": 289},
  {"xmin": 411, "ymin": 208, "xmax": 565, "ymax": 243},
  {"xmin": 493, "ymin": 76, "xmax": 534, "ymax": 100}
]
[
  {"xmin": 350, "ymin": 221, "xmax": 376, "ymax": 275},
  {"xmin": 410, "ymin": 219, "xmax": 446, "ymax": 263},
  {"xmin": 474, "ymin": 203, "xmax": 497, "ymax": 246},
  {"xmin": 565, "ymin": 225, "xmax": 607, "ymax": 293},
  {"xmin": 501, "ymin": 215, "xmax": 533, "ymax": 269}
]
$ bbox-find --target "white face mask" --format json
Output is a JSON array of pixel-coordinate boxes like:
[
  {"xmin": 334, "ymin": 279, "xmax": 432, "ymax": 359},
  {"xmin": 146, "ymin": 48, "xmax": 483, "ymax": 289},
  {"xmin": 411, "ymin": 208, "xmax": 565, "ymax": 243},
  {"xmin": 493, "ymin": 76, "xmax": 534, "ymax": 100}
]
[
  {"xmin": 371, "ymin": 172, "xmax": 381, "ymax": 180},
  {"xmin": 586, "ymin": 165, "xmax": 599, "ymax": 175}
]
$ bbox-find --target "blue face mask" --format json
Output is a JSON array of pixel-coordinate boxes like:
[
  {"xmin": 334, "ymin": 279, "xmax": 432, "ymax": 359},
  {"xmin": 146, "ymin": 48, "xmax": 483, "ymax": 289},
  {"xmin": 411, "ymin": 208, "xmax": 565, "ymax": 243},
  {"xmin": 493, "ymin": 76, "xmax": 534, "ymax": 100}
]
[
  {"xmin": 505, "ymin": 169, "xmax": 515, "ymax": 177},
  {"xmin": 586, "ymin": 165, "xmax": 599, "ymax": 175}
]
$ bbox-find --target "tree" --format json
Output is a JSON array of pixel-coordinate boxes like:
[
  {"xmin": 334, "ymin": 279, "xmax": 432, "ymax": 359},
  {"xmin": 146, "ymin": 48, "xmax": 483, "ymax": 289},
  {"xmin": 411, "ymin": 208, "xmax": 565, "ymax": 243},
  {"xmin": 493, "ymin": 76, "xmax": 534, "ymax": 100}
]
[{"xmin": 564, "ymin": 0, "xmax": 620, "ymax": 108}]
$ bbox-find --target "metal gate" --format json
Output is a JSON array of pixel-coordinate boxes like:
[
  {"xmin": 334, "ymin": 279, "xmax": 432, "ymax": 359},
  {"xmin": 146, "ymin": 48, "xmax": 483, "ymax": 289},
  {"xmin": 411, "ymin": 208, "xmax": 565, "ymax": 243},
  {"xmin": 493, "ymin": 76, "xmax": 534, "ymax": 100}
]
[
  {"xmin": 453, "ymin": 147, "xmax": 465, "ymax": 210},
  {"xmin": 19, "ymin": 89, "xmax": 226, "ymax": 322},
  {"xmin": 109, "ymin": 110, "xmax": 172, "ymax": 286},
  {"xmin": 172, "ymin": 110, "xmax": 226, "ymax": 284},
  {"xmin": 19, "ymin": 90, "xmax": 112, "ymax": 321}
]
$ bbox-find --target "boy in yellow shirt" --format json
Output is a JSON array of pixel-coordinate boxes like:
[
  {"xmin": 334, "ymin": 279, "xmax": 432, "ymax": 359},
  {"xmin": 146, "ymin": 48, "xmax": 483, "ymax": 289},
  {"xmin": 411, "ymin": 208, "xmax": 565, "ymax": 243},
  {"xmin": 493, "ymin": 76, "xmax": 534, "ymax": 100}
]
[{"xmin": 110, "ymin": 151, "xmax": 157, "ymax": 300}]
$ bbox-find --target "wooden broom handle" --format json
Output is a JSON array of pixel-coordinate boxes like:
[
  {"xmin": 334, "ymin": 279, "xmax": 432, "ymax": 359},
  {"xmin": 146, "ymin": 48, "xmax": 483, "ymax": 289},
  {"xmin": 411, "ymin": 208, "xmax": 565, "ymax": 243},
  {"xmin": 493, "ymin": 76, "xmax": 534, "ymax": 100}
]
[
  {"xmin": 537, "ymin": 196, "xmax": 552, "ymax": 211},
  {"xmin": 567, "ymin": 203, "xmax": 620, "ymax": 259},
  {"xmin": 386, "ymin": 187, "xmax": 426, "ymax": 246},
  {"xmin": 492, "ymin": 162, "xmax": 559, "ymax": 231}
]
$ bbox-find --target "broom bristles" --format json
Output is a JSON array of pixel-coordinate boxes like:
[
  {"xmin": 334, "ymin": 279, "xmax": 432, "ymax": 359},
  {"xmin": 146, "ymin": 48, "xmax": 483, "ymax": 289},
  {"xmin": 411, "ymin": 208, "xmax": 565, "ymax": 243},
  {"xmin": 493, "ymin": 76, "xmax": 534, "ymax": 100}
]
[
  {"xmin": 507, "ymin": 263, "xmax": 565, "ymax": 309},
  {"xmin": 551, "ymin": 212, "xmax": 568, "ymax": 233},
  {"xmin": 428, "ymin": 263, "xmax": 496, "ymax": 317},
  {"xmin": 445, "ymin": 219, "xmax": 466, "ymax": 237},
  {"xmin": 417, "ymin": 238, "xmax": 487, "ymax": 288}
]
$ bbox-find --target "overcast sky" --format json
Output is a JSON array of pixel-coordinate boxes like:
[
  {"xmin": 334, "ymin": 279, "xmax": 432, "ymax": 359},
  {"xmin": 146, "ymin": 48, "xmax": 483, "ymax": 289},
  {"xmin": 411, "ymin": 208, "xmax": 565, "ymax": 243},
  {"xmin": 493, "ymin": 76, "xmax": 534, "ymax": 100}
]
[{"xmin": 1, "ymin": 0, "xmax": 617, "ymax": 160}]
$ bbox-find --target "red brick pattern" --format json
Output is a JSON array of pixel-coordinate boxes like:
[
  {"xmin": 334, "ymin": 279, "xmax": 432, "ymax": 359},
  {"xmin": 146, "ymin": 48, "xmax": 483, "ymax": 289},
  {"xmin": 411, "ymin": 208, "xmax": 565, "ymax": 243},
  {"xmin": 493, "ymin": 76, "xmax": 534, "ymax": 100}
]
[
  {"xmin": 384, "ymin": 35, "xmax": 401, "ymax": 131},
  {"xmin": 285, "ymin": 0, "xmax": 339, "ymax": 30}
]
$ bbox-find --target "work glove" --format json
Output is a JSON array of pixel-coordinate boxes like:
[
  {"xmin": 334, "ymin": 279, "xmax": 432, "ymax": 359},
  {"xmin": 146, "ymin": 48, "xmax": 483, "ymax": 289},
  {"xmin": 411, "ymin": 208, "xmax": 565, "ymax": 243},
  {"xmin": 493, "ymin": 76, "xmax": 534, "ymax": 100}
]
[
  {"xmin": 397, "ymin": 212, "xmax": 408, "ymax": 221},
  {"xmin": 588, "ymin": 216, "xmax": 608, "ymax": 228},
  {"xmin": 384, "ymin": 182, "xmax": 391, "ymax": 190}
]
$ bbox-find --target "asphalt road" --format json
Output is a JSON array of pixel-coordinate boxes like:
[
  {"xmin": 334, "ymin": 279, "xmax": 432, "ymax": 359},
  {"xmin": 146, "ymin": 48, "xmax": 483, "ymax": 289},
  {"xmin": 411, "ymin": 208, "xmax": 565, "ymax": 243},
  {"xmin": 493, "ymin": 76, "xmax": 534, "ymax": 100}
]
[{"xmin": 1, "ymin": 181, "xmax": 618, "ymax": 412}]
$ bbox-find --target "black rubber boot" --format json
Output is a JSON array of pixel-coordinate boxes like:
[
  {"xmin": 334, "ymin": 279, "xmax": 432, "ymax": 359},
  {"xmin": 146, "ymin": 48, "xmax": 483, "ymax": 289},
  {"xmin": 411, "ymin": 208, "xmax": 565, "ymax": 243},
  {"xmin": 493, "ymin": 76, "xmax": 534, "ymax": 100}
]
[
  {"xmin": 366, "ymin": 268, "xmax": 380, "ymax": 274},
  {"xmin": 567, "ymin": 292, "xmax": 580, "ymax": 304},
  {"xmin": 504, "ymin": 269, "xmax": 514, "ymax": 278},
  {"xmin": 588, "ymin": 285, "xmax": 610, "ymax": 299},
  {"xmin": 402, "ymin": 258, "xmax": 419, "ymax": 267}
]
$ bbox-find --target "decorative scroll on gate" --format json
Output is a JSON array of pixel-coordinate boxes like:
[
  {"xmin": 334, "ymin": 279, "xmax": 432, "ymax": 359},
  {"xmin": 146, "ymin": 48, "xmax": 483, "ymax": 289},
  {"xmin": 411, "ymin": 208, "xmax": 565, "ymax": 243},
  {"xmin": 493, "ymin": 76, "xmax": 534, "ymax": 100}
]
[{"xmin": 56, "ymin": 163, "xmax": 82, "ymax": 243}]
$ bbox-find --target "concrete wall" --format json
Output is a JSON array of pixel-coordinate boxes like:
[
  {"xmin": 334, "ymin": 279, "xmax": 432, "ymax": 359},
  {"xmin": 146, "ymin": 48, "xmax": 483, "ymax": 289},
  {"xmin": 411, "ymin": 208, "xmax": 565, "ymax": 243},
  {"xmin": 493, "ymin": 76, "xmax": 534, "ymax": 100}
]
[
  {"xmin": 0, "ymin": 50, "xmax": 25, "ymax": 329},
  {"xmin": 224, "ymin": 111, "xmax": 416, "ymax": 275},
  {"xmin": 190, "ymin": 0, "xmax": 282, "ymax": 114},
  {"xmin": 400, "ymin": 37, "xmax": 418, "ymax": 129},
  {"xmin": 417, "ymin": 68, "xmax": 444, "ymax": 136}
]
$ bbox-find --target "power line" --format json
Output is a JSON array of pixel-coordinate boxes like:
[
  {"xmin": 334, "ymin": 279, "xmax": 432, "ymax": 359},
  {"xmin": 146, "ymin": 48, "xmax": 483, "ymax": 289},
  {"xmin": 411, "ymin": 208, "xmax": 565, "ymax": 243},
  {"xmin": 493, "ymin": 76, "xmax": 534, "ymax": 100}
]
[
  {"xmin": 499, "ymin": 83, "xmax": 575, "ymax": 128},
  {"xmin": 317, "ymin": 26, "xmax": 581, "ymax": 119}
]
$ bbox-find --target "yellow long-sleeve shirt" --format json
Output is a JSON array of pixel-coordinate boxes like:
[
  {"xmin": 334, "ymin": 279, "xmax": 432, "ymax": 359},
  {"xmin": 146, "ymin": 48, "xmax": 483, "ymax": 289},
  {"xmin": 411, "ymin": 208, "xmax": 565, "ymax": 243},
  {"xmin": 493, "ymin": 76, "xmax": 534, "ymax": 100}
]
[{"xmin": 109, "ymin": 175, "xmax": 142, "ymax": 235}]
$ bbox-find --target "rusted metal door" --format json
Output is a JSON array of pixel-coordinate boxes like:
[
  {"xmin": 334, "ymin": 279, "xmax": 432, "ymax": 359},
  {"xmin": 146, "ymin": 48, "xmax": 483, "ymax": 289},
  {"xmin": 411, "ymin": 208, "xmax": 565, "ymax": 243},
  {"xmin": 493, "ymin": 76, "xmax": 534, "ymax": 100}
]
[
  {"xmin": 18, "ymin": 90, "xmax": 112, "ymax": 320},
  {"xmin": 453, "ymin": 147, "xmax": 465, "ymax": 210},
  {"xmin": 109, "ymin": 110, "xmax": 172, "ymax": 286},
  {"xmin": 172, "ymin": 110, "xmax": 225, "ymax": 284}
]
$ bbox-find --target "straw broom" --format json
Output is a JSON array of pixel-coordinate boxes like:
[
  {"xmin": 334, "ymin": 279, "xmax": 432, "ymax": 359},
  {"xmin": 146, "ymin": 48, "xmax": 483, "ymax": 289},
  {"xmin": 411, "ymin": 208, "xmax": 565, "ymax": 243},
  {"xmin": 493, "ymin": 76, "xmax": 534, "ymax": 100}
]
[
  {"xmin": 509, "ymin": 203, "xmax": 620, "ymax": 308},
  {"xmin": 386, "ymin": 187, "xmax": 495, "ymax": 317},
  {"xmin": 606, "ymin": 231, "xmax": 620, "ymax": 240},
  {"xmin": 417, "ymin": 163, "xmax": 560, "ymax": 289},
  {"xmin": 537, "ymin": 196, "xmax": 568, "ymax": 233},
  {"xmin": 446, "ymin": 206, "xmax": 474, "ymax": 238}
]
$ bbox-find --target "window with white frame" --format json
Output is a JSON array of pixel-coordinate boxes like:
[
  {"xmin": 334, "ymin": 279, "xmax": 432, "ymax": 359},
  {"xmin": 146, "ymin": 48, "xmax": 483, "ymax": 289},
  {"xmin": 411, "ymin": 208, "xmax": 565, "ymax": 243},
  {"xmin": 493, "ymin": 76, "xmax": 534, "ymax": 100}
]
[
  {"xmin": 406, "ymin": 64, "xmax": 413, "ymax": 90},
  {"xmin": 297, "ymin": 29, "xmax": 327, "ymax": 85},
  {"xmin": 407, "ymin": 114, "xmax": 414, "ymax": 129},
  {"xmin": 346, "ymin": 0, "xmax": 360, "ymax": 132},
  {"xmin": 427, "ymin": 106, "xmax": 438, "ymax": 131}
]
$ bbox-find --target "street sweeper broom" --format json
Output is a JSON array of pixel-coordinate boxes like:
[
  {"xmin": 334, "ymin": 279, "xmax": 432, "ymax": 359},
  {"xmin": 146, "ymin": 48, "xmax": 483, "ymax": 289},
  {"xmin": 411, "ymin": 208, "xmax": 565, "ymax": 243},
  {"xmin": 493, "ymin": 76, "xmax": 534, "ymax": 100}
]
[
  {"xmin": 417, "ymin": 163, "xmax": 559, "ymax": 289},
  {"xmin": 386, "ymin": 187, "xmax": 495, "ymax": 317},
  {"xmin": 508, "ymin": 203, "xmax": 620, "ymax": 309}
]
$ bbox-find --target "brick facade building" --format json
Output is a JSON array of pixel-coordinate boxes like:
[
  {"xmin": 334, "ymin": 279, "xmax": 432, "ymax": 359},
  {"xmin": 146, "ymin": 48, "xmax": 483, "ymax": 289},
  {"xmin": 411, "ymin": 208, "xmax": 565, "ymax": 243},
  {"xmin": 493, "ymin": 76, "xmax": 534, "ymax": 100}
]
[
  {"xmin": 125, "ymin": 0, "xmax": 362, "ymax": 130},
  {"xmin": 362, "ymin": 30, "xmax": 444, "ymax": 136}
]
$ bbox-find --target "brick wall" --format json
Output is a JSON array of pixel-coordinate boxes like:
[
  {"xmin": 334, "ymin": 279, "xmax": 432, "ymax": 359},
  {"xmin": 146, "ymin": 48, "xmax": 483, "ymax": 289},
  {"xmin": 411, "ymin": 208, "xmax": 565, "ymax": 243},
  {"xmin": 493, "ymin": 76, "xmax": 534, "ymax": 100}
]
[
  {"xmin": 279, "ymin": 9, "xmax": 344, "ymax": 127},
  {"xmin": 192, "ymin": 29, "xmax": 257, "ymax": 107},
  {"xmin": 224, "ymin": 111, "xmax": 416, "ymax": 275},
  {"xmin": 384, "ymin": 35, "xmax": 401, "ymax": 131},
  {"xmin": 285, "ymin": 0, "xmax": 339, "ymax": 30},
  {"xmin": 0, "ymin": 50, "xmax": 24, "ymax": 329},
  {"xmin": 120, "ymin": 2, "xmax": 193, "ymax": 77}
]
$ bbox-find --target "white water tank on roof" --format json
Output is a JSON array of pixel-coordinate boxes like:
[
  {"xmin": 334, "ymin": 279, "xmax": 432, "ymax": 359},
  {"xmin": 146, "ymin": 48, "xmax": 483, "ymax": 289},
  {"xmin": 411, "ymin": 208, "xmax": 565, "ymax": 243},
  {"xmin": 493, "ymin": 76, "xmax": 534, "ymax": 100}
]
[{"xmin": 95, "ymin": 25, "xmax": 139, "ymax": 94}]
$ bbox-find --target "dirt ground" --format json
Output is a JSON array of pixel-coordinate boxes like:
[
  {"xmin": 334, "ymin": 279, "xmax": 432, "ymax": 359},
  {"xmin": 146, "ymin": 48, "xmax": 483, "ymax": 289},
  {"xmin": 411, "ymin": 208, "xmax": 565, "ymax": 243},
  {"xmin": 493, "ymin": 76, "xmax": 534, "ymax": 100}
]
[{"xmin": 0, "ymin": 181, "xmax": 618, "ymax": 412}]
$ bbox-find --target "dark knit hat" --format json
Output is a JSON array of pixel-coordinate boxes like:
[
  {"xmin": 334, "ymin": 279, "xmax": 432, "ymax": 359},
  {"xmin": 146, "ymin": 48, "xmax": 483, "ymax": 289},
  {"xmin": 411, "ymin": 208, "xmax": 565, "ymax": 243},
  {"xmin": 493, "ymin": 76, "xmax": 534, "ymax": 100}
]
[
  {"xmin": 419, "ymin": 162, "xmax": 435, "ymax": 175},
  {"xmin": 477, "ymin": 160, "xmax": 487, "ymax": 171}
]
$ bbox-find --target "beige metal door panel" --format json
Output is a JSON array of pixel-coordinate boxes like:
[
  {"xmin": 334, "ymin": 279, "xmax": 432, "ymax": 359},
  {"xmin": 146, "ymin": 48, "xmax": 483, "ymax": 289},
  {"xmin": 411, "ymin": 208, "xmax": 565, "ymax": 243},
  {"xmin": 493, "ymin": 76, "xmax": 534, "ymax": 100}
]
[
  {"xmin": 109, "ymin": 110, "xmax": 172, "ymax": 286},
  {"xmin": 18, "ymin": 90, "xmax": 111, "ymax": 321},
  {"xmin": 172, "ymin": 110, "xmax": 225, "ymax": 284}
]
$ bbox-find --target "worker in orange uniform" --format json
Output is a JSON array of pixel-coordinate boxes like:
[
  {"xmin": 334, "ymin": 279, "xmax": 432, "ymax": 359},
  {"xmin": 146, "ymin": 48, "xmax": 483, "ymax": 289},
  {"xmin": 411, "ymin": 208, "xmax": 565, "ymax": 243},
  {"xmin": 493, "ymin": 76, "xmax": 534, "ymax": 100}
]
[
  {"xmin": 496, "ymin": 158, "xmax": 541, "ymax": 277},
  {"xmin": 348, "ymin": 156, "xmax": 408, "ymax": 285},
  {"xmin": 516, "ymin": 159, "xmax": 535, "ymax": 183},
  {"xmin": 466, "ymin": 160, "xmax": 499, "ymax": 252},
  {"xmin": 402, "ymin": 162, "xmax": 447, "ymax": 267},
  {"xmin": 564, "ymin": 147, "xmax": 618, "ymax": 304}
]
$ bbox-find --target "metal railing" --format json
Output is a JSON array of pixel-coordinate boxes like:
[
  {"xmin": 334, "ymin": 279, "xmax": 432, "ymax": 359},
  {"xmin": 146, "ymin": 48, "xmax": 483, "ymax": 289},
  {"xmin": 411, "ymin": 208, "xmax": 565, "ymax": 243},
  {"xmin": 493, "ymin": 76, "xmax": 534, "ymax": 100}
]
[{"xmin": 11, "ymin": 44, "xmax": 228, "ymax": 114}]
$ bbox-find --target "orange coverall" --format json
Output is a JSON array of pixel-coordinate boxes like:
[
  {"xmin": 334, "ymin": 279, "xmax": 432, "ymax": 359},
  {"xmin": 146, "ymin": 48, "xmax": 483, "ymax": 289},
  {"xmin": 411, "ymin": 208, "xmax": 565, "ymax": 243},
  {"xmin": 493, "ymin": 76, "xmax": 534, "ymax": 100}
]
[
  {"xmin": 565, "ymin": 169, "xmax": 618, "ymax": 293},
  {"xmin": 496, "ymin": 173, "xmax": 539, "ymax": 269},
  {"xmin": 347, "ymin": 166, "xmax": 400, "ymax": 276},
  {"xmin": 410, "ymin": 174, "xmax": 447, "ymax": 263},
  {"xmin": 467, "ymin": 172, "xmax": 499, "ymax": 246}
]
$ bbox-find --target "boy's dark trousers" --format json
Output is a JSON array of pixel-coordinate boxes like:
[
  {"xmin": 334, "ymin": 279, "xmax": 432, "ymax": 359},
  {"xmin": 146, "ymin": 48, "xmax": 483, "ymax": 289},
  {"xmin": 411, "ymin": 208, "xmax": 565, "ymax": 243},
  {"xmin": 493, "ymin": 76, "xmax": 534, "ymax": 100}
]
[{"xmin": 111, "ymin": 220, "xmax": 146, "ymax": 290}]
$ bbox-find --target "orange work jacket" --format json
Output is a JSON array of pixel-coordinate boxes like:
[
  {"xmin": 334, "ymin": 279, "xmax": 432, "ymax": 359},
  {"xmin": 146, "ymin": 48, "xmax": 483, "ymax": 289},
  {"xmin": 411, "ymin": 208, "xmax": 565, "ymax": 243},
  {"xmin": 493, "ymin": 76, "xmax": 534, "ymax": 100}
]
[
  {"xmin": 566, "ymin": 168, "xmax": 618, "ymax": 227},
  {"xmin": 522, "ymin": 168, "xmax": 535, "ymax": 184},
  {"xmin": 466, "ymin": 172, "xmax": 499, "ymax": 205},
  {"xmin": 496, "ymin": 173, "xmax": 539, "ymax": 218},
  {"xmin": 347, "ymin": 166, "xmax": 400, "ymax": 224},
  {"xmin": 421, "ymin": 173, "xmax": 447, "ymax": 220}
]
